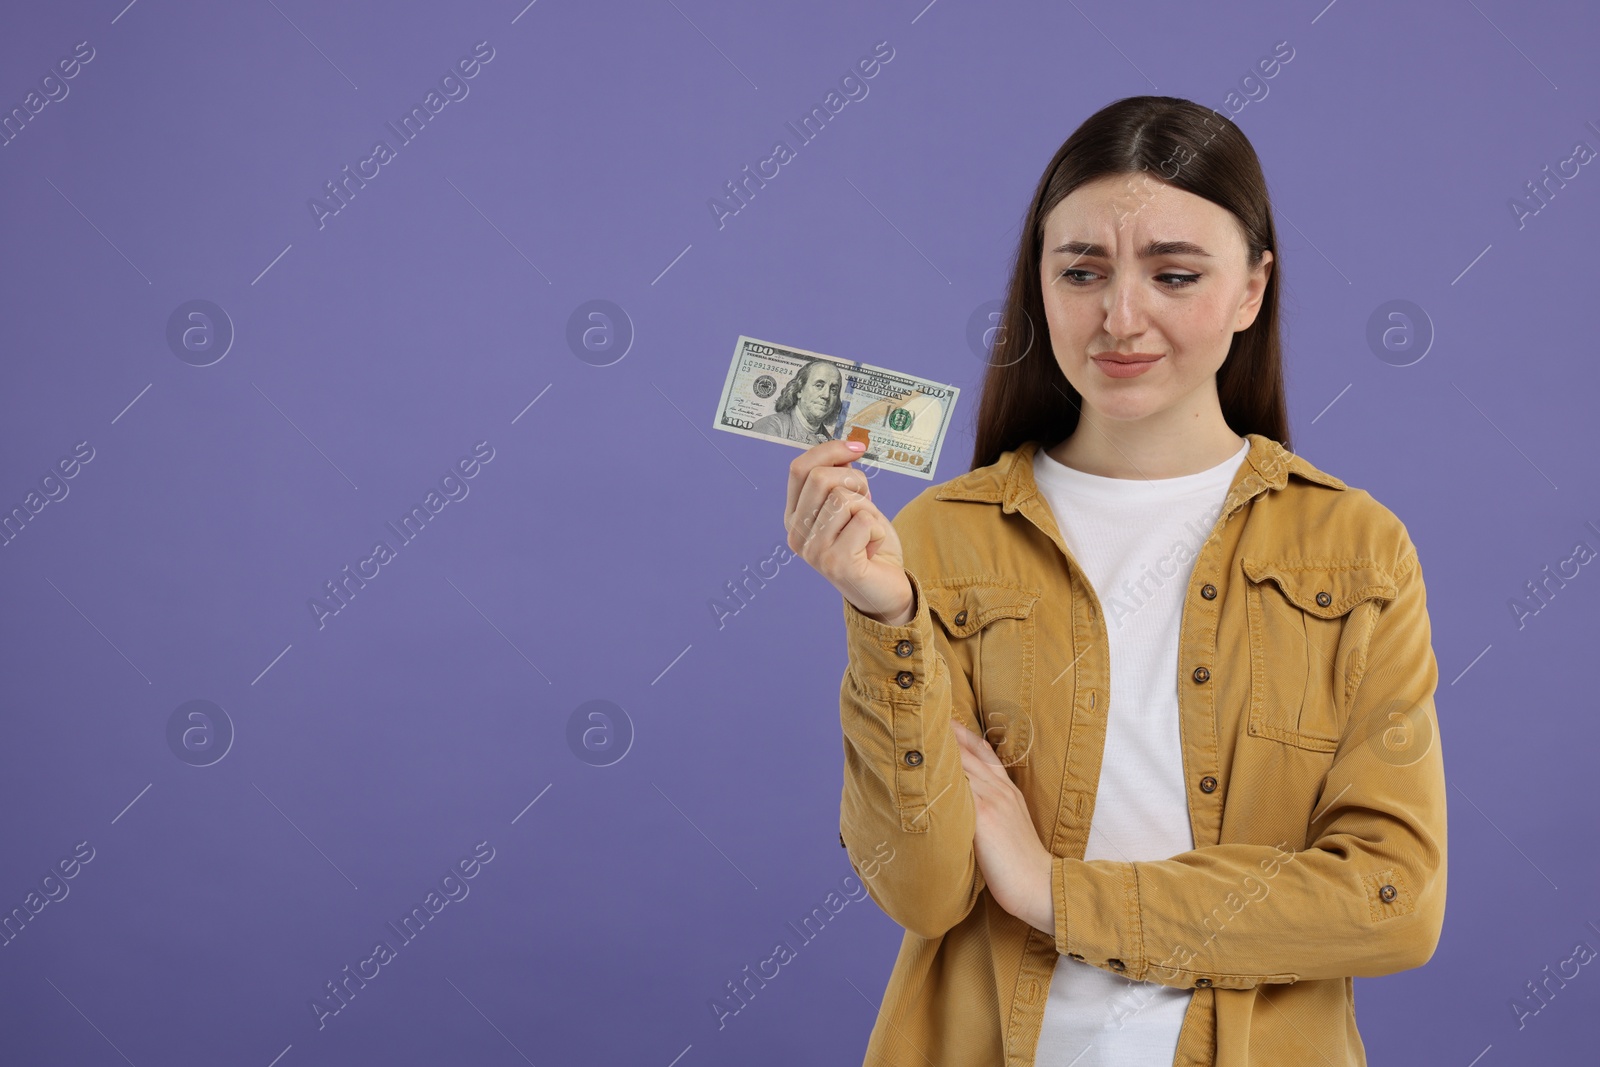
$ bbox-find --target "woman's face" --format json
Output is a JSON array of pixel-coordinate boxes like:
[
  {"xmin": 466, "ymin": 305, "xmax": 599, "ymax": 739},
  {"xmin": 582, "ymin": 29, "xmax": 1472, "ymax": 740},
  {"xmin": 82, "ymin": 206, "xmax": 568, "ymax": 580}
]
[{"xmin": 1038, "ymin": 173, "xmax": 1273, "ymax": 425}]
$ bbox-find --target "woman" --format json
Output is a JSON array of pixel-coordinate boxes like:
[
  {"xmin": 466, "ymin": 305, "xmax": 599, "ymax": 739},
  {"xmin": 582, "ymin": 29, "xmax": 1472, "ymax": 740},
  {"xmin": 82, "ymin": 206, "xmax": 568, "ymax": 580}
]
[{"xmin": 784, "ymin": 96, "xmax": 1446, "ymax": 1066}]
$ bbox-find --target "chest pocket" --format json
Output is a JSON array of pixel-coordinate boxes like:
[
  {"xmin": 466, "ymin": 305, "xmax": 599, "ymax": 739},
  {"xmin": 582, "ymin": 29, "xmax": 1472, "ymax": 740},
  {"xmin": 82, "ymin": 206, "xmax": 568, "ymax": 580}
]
[
  {"xmin": 923, "ymin": 579, "xmax": 1042, "ymax": 768},
  {"xmin": 1240, "ymin": 558, "xmax": 1398, "ymax": 753}
]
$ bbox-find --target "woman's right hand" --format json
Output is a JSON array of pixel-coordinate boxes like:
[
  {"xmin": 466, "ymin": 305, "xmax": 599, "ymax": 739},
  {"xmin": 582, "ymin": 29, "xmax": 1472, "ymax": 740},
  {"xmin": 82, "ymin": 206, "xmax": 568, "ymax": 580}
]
[{"xmin": 785, "ymin": 439, "xmax": 915, "ymax": 626}]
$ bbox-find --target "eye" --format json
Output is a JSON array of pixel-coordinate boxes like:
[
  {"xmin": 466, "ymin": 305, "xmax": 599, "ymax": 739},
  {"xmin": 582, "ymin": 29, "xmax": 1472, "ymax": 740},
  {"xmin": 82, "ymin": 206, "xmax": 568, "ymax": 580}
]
[{"xmin": 1056, "ymin": 269, "xmax": 1201, "ymax": 288}]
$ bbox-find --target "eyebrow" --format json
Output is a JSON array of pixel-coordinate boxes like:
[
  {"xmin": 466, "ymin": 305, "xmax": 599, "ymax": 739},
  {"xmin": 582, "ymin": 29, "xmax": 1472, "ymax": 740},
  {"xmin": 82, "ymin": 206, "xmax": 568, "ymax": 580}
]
[{"xmin": 1049, "ymin": 239, "xmax": 1213, "ymax": 259}]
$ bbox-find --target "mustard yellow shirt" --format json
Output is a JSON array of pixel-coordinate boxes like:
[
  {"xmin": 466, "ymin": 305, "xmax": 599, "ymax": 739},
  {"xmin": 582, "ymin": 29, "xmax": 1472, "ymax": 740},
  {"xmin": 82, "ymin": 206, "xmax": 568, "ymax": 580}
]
[{"xmin": 838, "ymin": 434, "xmax": 1447, "ymax": 1066}]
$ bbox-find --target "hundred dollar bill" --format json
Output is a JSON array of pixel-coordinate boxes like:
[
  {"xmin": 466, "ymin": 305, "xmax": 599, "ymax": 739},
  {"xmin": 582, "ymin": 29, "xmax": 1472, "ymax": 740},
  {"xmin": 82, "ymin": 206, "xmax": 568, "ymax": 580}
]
[{"xmin": 712, "ymin": 335, "xmax": 960, "ymax": 480}]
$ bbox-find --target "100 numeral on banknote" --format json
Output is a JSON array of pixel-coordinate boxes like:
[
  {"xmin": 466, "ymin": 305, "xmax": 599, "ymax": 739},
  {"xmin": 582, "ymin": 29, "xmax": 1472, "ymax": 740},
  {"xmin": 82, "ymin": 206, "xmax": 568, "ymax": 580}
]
[{"xmin": 712, "ymin": 336, "xmax": 960, "ymax": 480}]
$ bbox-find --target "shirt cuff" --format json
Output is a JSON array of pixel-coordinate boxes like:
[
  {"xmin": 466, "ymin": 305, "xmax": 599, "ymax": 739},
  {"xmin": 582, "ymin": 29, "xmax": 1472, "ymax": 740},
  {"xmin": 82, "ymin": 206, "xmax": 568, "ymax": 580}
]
[
  {"xmin": 841, "ymin": 568, "xmax": 939, "ymax": 703},
  {"xmin": 1053, "ymin": 856, "xmax": 1145, "ymax": 979}
]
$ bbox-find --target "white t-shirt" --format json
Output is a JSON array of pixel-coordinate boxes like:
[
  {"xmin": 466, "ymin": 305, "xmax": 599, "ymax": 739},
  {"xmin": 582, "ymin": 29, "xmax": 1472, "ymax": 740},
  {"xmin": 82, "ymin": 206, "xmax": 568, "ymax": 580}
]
[{"xmin": 1029, "ymin": 438, "xmax": 1249, "ymax": 1067}]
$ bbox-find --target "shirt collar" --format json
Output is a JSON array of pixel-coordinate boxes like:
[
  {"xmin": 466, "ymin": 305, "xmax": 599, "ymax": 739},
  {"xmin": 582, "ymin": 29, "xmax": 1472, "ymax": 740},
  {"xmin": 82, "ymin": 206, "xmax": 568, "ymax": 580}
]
[{"xmin": 933, "ymin": 433, "xmax": 1347, "ymax": 515}]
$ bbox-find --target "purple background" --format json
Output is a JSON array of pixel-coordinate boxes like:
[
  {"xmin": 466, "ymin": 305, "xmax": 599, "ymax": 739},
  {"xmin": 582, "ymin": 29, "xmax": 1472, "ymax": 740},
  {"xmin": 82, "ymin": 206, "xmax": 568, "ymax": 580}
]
[{"xmin": 2, "ymin": 1, "xmax": 1597, "ymax": 1064}]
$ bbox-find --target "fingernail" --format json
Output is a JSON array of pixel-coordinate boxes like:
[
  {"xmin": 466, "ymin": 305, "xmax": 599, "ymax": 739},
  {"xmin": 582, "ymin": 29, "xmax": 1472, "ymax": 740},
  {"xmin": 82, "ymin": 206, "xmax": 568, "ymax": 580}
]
[{"xmin": 847, "ymin": 440, "xmax": 866, "ymax": 451}]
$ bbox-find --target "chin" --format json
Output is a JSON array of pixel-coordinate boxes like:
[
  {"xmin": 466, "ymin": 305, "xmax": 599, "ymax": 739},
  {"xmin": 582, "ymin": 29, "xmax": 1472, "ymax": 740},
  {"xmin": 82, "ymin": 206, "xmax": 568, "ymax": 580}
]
[{"xmin": 1082, "ymin": 391, "xmax": 1166, "ymax": 422}]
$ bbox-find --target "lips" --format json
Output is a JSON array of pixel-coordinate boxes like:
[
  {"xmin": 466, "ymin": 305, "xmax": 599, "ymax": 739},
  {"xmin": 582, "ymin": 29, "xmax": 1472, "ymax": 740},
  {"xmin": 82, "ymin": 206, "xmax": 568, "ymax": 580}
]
[
  {"xmin": 1091, "ymin": 352, "xmax": 1164, "ymax": 379},
  {"xmin": 1093, "ymin": 353, "xmax": 1164, "ymax": 364}
]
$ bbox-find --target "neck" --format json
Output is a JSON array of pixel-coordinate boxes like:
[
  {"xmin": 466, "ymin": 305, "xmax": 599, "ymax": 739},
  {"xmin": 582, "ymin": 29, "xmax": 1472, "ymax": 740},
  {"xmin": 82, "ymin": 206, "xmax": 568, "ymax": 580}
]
[{"xmin": 1045, "ymin": 407, "xmax": 1246, "ymax": 480}]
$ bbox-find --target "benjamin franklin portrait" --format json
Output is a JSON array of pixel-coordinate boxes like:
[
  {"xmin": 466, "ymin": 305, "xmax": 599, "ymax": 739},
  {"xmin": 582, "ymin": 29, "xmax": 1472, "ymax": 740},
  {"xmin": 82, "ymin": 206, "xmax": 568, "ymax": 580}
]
[{"xmin": 750, "ymin": 359, "xmax": 843, "ymax": 445}]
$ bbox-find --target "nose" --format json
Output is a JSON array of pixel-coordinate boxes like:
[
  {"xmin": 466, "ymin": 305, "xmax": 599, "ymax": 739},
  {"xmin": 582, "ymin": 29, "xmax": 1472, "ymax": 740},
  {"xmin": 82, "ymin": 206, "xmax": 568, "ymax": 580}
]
[{"xmin": 1101, "ymin": 269, "xmax": 1147, "ymax": 338}]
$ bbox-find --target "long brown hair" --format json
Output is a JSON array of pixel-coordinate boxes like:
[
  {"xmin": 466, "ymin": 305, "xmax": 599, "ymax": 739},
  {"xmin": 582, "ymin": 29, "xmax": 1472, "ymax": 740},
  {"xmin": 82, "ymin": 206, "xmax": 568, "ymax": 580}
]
[{"xmin": 971, "ymin": 95, "xmax": 1290, "ymax": 471}]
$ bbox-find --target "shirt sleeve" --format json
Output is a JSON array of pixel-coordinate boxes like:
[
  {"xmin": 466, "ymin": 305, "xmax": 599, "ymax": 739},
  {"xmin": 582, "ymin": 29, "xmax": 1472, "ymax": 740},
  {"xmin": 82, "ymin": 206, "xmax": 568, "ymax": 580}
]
[
  {"xmin": 1052, "ymin": 543, "xmax": 1447, "ymax": 988},
  {"xmin": 838, "ymin": 561, "xmax": 986, "ymax": 940}
]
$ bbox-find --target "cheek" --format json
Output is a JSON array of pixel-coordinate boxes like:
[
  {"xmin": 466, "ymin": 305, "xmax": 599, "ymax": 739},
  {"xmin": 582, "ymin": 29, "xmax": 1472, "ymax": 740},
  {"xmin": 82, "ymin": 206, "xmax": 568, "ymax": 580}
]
[
  {"xmin": 1041, "ymin": 290, "xmax": 1092, "ymax": 341},
  {"xmin": 1160, "ymin": 298, "xmax": 1232, "ymax": 348},
  {"xmin": 1194, "ymin": 291, "xmax": 1243, "ymax": 335},
  {"xmin": 1165, "ymin": 308, "xmax": 1238, "ymax": 375}
]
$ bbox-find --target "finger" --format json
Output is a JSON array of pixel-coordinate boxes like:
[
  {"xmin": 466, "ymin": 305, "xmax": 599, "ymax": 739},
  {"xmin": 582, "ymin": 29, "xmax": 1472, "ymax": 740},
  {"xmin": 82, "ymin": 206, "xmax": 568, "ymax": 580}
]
[
  {"xmin": 788, "ymin": 438, "xmax": 867, "ymax": 505},
  {"xmin": 954, "ymin": 743, "xmax": 985, "ymax": 794},
  {"xmin": 832, "ymin": 503, "xmax": 882, "ymax": 562},
  {"xmin": 786, "ymin": 441, "xmax": 869, "ymax": 535},
  {"xmin": 951, "ymin": 723, "xmax": 981, "ymax": 766},
  {"xmin": 952, "ymin": 719, "xmax": 982, "ymax": 752},
  {"xmin": 801, "ymin": 501, "xmax": 890, "ymax": 617},
  {"xmin": 947, "ymin": 729, "xmax": 1011, "ymax": 806},
  {"xmin": 788, "ymin": 462, "xmax": 873, "ymax": 547},
  {"xmin": 796, "ymin": 484, "xmax": 850, "ymax": 557},
  {"xmin": 951, "ymin": 720, "xmax": 1008, "ymax": 779},
  {"xmin": 950, "ymin": 722, "xmax": 996, "ymax": 782},
  {"xmin": 804, "ymin": 486, "xmax": 879, "ymax": 559},
  {"xmin": 791, "ymin": 482, "xmax": 871, "ymax": 558},
  {"xmin": 822, "ymin": 492, "xmax": 886, "ymax": 561},
  {"xmin": 852, "ymin": 495, "xmax": 890, "ymax": 548}
]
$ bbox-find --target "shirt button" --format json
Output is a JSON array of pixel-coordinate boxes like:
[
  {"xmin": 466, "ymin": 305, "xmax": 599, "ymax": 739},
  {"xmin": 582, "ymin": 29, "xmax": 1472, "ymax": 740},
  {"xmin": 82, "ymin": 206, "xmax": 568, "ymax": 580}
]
[
  {"xmin": 1316, "ymin": 591, "xmax": 1332, "ymax": 607},
  {"xmin": 1192, "ymin": 666, "xmax": 1210, "ymax": 683},
  {"xmin": 1379, "ymin": 883, "xmax": 1397, "ymax": 903},
  {"xmin": 953, "ymin": 609, "xmax": 968, "ymax": 626},
  {"xmin": 904, "ymin": 749, "xmax": 924, "ymax": 767},
  {"xmin": 1195, "ymin": 977, "xmax": 1212, "ymax": 988},
  {"xmin": 894, "ymin": 639, "xmax": 914, "ymax": 657},
  {"xmin": 895, "ymin": 670, "xmax": 914, "ymax": 688},
  {"xmin": 1200, "ymin": 583, "xmax": 1217, "ymax": 600},
  {"xmin": 1199, "ymin": 775, "xmax": 1218, "ymax": 793},
  {"xmin": 1107, "ymin": 958, "xmax": 1126, "ymax": 972}
]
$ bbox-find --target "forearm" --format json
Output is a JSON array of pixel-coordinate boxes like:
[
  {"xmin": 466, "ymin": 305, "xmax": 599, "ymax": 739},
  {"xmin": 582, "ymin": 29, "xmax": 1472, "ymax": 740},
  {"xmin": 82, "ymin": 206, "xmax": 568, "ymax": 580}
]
[
  {"xmin": 1053, "ymin": 543, "xmax": 1449, "ymax": 989},
  {"xmin": 1053, "ymin": 802, "xmax": 1446, "ymax": 988},
  {"xmin": 839, "ymin": 568, "xmax": 985, "ymax": 939}
]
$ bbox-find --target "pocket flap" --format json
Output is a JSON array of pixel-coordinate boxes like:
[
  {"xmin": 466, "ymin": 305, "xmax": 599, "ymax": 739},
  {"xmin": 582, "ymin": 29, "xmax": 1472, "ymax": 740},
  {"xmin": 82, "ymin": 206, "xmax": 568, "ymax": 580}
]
[
  {"xmin": 923, "ymin": 579, "xmax": 1042, "ymax": 637},
  {"xmin": 1240, "ymin": 557, "xmax": 1398, "ymax": 618}
]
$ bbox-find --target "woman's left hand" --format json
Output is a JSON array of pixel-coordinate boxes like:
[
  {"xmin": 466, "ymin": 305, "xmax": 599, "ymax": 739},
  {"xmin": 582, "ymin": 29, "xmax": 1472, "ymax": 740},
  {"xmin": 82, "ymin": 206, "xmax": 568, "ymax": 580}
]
[{"xmin": 951, "ymin": 719, "xmax": 1056, "ymax": 937}]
